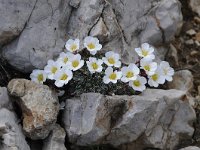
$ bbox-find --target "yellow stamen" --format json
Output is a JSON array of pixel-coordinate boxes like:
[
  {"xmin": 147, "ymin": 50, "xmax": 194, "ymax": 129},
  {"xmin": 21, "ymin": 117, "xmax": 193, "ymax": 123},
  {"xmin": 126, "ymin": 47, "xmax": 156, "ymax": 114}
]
[
  {"xmin": 60, "ymin": 74, "xmax": 68, "ymax": 80},
  {"xmin": 144, "ymin": 65, "xmax": 150, "ymax": 71},
  {"xmin": 70, "ymin": 44, "xmax": 77, "ymax": 51},
  {"xmin": 87, "ymin": 43, "xmax": 95, "ymax": 49},
  {"xmin": 51, "ymin": 67, "xmax": 57, "ymax": 74},
  {"xmin": 152, "ymin": 74, "xmax": 158, "ymax": 81},
  {"xmin": 92, "ymin": 63, "xmax": 98, "ymax": 70},
  {"xmin": 64, "ymin": 57, "xmax": 68, "ymax": 63},
  {"xmin": 133, "ymin": 80, "xmax": 141, "ymax": 87},
  {"xmin": 37, "ymin": 74, "xmax": 44, "ymax": 82},
  {"xmin": 126, "ymin": 71, "xmax": 134, "ymax": 78},
  {"xmin": 108, "ymin": 57, "xmax": 115, "ymax": 64},
  {"xmin": 109, "ymin": 73, "xmax": 117, "ymax": 80},
  {"xmin": 72, "ymin": 60, "xmax": 79, "ymax": 68},
  {"xmin": 142, "ymin": 49, "xmax": 148, "ymax": 56}
]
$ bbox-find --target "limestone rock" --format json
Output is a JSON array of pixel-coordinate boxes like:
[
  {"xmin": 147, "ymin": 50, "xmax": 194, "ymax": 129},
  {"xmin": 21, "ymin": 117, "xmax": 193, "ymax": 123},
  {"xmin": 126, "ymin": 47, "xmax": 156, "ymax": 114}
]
[
  {"xmin": 63, "ymin": 89, "xmax": 195, "ymax": 150},
  {"xmin": 7, "ymin": 79, "xmax": 59, "ymax": 140},
  {"xmin": 180, "ymin": 146, "xmax": 200, "ymax": 150},
  {"xmin": 43, "ymin": 124, "xmax": 67, "ymax": 150},
  {"xmin": 167, "ymin": 70, "xmax": 193, "ymax": 93},
  {"xmin": 189, "ymin": 0, "xmax": 200, "ymax": 17},
  {"xmin": 0, "ymin": 87, "xmax": 12, "ymax": 110},
  {"xmin": 0, "ymin": 108, "xmax": 30, "ymax": 150},
  {"xmin": 2, "ymin": 0, "xmax": 71, "ymax": 72},
  {"xmin": 0, "ymin": 0, "xmax": 36, "ymax": 46}
]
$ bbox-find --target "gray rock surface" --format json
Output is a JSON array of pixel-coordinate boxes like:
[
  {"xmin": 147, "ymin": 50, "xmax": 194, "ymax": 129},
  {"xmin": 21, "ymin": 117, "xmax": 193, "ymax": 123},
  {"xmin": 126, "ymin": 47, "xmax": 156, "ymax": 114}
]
[
  {"xmin": 0, "ymin": 108, "xmax": 30, "ymax": 150},
  {"xmin": 0, "ymin": 87, "xmax": 12, "ymax": 110},
  {"xmin": 43, "ymin": 124, "xmax": 67, "ymax": 150},
  {"xmin": 0, "ymin": 0, "xmax": 36, "ymax": 46},
  {"xmin": 189, "ymin": 0, "xmax": 200, "ymax": 17},
  {"xmin": 1, "ymin": 0, "xmax": 182, "ymax": 72},
  {"xmin": 180, "ymin": 146, "xmax": 200, "ymax": 150},
  {"xmin": 167, "ymin": 70, "xmax": 194, "ymax": 93},
  {"xmin": 7, "ymin": 79, "xmax": 60, "ymax": 140},
  {"xmin": 62, "ymin": 89, "xmax": 195, "ymax": 150}
]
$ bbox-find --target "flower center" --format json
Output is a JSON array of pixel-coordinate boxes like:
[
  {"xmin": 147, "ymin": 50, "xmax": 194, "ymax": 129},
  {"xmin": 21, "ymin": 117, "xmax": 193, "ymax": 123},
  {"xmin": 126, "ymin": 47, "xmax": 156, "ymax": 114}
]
[
  {"xmin": 92, "ymin": 63, "xmax": 98, "ymax": 70},
  {"xmin": 108, "ymin": 57, "xmax": 115, "ymax": 65},
  {"xmin": 64, "ymin": 57, "xmax": 68, "ymax": 63},
  {"xmin": 142, "ymin": 49, "xmax": 148, "ymax": 57},
  {"xmin": 87, "ymin": 43, "xmax": 95, "ymax": 50},
  {"xmin": 37, "ymin": 74, "xmax": 44, "ymax": 82},
  {"xmin": 133, "ymin": 80, "xmax": 141, "ymax": 87},
  {"xmin": 51, "ymin": 67, "xmax": 57, "ymax": 74},
  {"xmin": 152, "ymin": 74, "xmax": 158, "ymax": 81},
  {"xmin": 109, "ymin": 73, "xmax": 117, "ymax": 80},
  {"xmin": 144, "ymin": 65, "xmax": 150, "ymax": 71},
  {"xmin": 60, "ymin": 74, "xmax": 68, "ymax": 80},
  {"xmin": 126, "ymin": 71, "xmax": 134, "ymax": 78},
  {"xmin": 70, "ymin": 44, "xmax": 77, "ymax": 51},
  {"xmin": 72, "ymin": 60, "xmax": 79, "ymax": 68}
]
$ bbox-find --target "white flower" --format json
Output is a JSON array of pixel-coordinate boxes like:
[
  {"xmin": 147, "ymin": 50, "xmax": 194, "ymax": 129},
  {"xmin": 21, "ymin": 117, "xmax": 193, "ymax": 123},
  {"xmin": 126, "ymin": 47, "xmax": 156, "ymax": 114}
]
[
  {"xmin": 135, "ymin": 43, "xmax": 155, "ymax": 60},
  {"xmin": 54, "ymin": 67, "xmax": 73, "ymax": 87},
  {"xmin": 103, "ymin": 67, "xmax": 122, "ymax": 84},
  {"xmin": 65, "ymin": 39, "xmax": 80, "ymax": 52},
  {"xmin": 102, "ymin": 51, "xmax": 121, "ymax": 68},
  {"xmin": 68, "ymin": 53, "xmax": 84, "ymax": 71},
  {"xmin": 129, "ymin": 76, "xmax": 147, "ymax": 92},
  {"xmin": 140, "ymin": 58, "xmax": 157, "ymax": 76},
  {"xmin": 30, "ymin": 70, "xmax": 47, "ymax": 84},
  {"xmin": 86, "ymin": 57, "xmax": 103, "ymax": 73},
  {"xmin": 121, "ymin": 63, "xmax": 140, "ymax": 83},
  {"xmin": 57, "ymin": 52, "xmax": 74, "ymax": 67},
  {"xmin": 44, "ymin": 60, "xmax": 62, "ymax": 80},
  {"xmin": 148, "ymin": 69, "xmax": 165, "ymax": 87},
  {"xmin": 84, "ymin": 36, "xmax": 102, "ymax": 55},
  {"xmin": 159, "ymin": 61, "xmax": 174, "ymax": 81}
]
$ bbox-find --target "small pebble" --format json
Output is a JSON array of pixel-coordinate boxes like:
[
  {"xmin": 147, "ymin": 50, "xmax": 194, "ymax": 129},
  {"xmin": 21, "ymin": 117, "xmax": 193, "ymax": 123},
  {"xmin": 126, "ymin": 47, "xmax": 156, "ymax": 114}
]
[
  {"xmin": 185, "ymin": 39, "xmax": 194, "ymax": 45},
  {"xmin": 194, "ymin": 16, "xmax": 200, "ymax": 24},
  {"xmin": 186, "ymin": 29, "xmax": 196, "ymax": 36},
  {"xmin": 195, "ymin": 40, "xmax": 200, "ymax": 46},
  {"xmin": 190, "ymin": 50, "xmax": 198, "ymax": 56}
]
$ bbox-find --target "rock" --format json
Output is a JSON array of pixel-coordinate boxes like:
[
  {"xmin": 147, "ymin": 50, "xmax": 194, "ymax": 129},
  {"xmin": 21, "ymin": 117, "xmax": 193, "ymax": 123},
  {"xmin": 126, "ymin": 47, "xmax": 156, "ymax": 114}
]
[
  {"xmin": 1, "ymin": 0, "xmax": 182, "ymax": 72},
  {"xmin": 180, "ymin": 146, "xmax": 200, "ymax": 150},
  {"xmin": 185, "ymin": 39, "xmax": 194, "ymax": 45},
  {"xmin": 7, "ymin": 79, "xmax": 59, "ymax": 140},
  {"xmin": 43, "ymin": 124, "xmax": 67, "ymax": 150},
  {"xmin": 189, "ymin": 0, "xmax": 200, "ymax": 17},
  {"xmin": 2, "ymin": 0, "xmax": 72, "ymax": 72},
  {"xmin": 0, "ymin": 108, "xmax": 30, "ymax": 150},
  {"xmin": 166, "ymin": 44, "xmax": 179, "ymax": 67},
  {"xmin": 195, "ymin": 40, "xmax": 200, "ymax": 47},
  {"xmin": 167, "ymin": 70, "xmax": 193, "ymax": 93},
  {"xmin": 186, "ymin": 29, "xmax": 196, "ymax": 36},
  {"xmin": 195, "ymin": 32, "xmax": 200, "ymax": 42},
  {"xmin": 0, "ymin": 0, "xmax": 36, "ymax": 46},
  {"xmin": 0, "ymin": 87, "xmax": 12, "ymax": 110},
  {"xmin": 62, "ymin": 89, "xmax": 196, "ymax": 150}
]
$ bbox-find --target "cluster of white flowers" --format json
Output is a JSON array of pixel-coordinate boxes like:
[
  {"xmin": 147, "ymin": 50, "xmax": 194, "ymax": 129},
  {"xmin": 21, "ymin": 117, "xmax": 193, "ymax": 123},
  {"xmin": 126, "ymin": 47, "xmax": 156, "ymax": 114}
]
[{"xmin": 30, "ymin": 37, "xmax": 174, "ymax": 92}]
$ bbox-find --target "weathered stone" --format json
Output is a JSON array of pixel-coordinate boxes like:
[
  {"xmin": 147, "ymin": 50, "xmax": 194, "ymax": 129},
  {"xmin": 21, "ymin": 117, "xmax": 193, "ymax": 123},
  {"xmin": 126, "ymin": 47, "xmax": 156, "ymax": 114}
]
[
  {"xmin": 62, "ymin": 89, "xmax": 195, "ymax": 150},
  {"xmin": 2, "ymin": 0, "xmax": 71, "ymax": 72},
  {"xmin": 189, "ymin": 0, "xmax": 200, "ymax": 17},
  {"xmin": 185, "ymin": 39, "xmax": 194, "ymax": 45},
  {"xmin": 180, "ymin": 146, "xmax": 200, "ymax": 150},
  {"xmin": 167, "ymin": 70, "xmax": 193, "ymax": 93},
  {"xmin": 43, "ymin": 124, "xmax": 67, "ymax": 150},
  {"xmin": 0, "ymin": 108, "xmax": 30, "ymax": 150},
  {"xmin": 0, "ymin": 87, "xmax": 12, "ymax": 110},
  {"xmin": 166, "ymin": 44, "xmax": 179, "ymax": 67},
  {"xmin": 0, "ymin": 0, "xmax": 36, "ymax": 46},
  {"xmin": 7, "ymin": 79, "xmax": 59, "ymax": 140},
  {"xmin": 186, "ymin": 29, "xmax": 196, "ymax": 36}
]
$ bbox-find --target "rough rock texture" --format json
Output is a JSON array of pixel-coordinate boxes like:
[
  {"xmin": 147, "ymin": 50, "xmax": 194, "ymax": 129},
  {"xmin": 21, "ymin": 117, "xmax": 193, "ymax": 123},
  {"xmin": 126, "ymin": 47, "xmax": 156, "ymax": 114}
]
[
  {"xmin": 167, "ymin": 70, "xmax": 194, "ymax": 93},
  {"xmin": 7, "ymin": 79, "xmax": 59, "ymax": 140},
  {"xmin": 62, "ymin": 89, "xmax": 196, "ymax": 150},
  {"xmin": 0, "ymin": 108, "xmax": 30, "ymax": 150},
  {"xmin": 43, "ymin": 124, "xmax": 67, "ymax": 150},
  {"xmin": 1, "ymin": 0, "xmax": 182, "ymax": 72},
  {"xmin": 0, "ymin": 87, "xmax": 12, "ymax": 110},
  {"xmin": 180, "ymin": 146, "xmax": 200, "ymax": 150},
  {"xmin": 0, "ymin": 0, "xmax": 36, "ymax": 46},
  {"xmin": 189, "ymin": 0, "xmax": 200, "ymax": 17}
]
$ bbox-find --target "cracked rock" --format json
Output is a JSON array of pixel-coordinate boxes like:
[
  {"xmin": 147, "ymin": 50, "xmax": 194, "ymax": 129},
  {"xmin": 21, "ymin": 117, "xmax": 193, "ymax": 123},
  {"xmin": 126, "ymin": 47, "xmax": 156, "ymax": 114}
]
[
  {"xmin": 43, "ymin": 124, "xmax": 67, "ymax": 150},
  {"xmin": 0, "ymin": 87, "xmax": 12, "ymax": 110},
  {"xmin": 7, "ymin": 79, "xmax": 60, "ymax": 140},
  {"xmin": 0, "ymin": 0, "xmax": 36, "ymax": 46},
  {"xmin": 0, "ymin": 108, "xmax": 30, "ymax": 150},
  {"xmin": 62, "ymin": 89, "xmax": 195, "ymax": 150}
]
